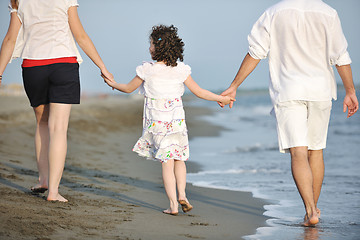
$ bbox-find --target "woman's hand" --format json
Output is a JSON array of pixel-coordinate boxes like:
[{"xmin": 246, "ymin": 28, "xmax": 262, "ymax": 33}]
[{"xmin": 101, "ymin": 68, "xmax": 114, "ymax": 82}]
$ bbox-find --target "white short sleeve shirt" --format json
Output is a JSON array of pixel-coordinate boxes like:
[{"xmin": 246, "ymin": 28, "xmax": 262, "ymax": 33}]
[
  {"xmin": 248, "ymin": 0, "xmax": 352, "ymax": 104},
  {"xmin": 136, "ymin": 62, "xmax": 191, "ymax": 99},
  {"xmin": 8, "ymin": 0, "xmax": 83, "ymax": 63}
]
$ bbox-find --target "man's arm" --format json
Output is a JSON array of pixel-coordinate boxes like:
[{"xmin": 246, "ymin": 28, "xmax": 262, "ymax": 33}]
[
  {"xmin": 220, "ymin": 53, "xmax": 260, "ymax": 108},
  {"xmin": 336, "ymin": 64, "xmax": 358, "ymax": 118}
]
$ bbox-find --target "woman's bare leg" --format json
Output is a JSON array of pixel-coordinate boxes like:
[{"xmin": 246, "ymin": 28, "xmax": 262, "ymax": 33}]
[
  {"xmin": 32, "ymin": 104, "xmax": 50, "ymax": 189},
  {"xmin": 162, "ymin": 159, "xmax": 178, "ymax": 214},
  {"xmin": 47, "ymin": 103, "xmax": 72, "ymax": 202}
]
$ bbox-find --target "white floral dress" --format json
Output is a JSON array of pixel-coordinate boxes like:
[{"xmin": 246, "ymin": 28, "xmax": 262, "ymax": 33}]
[{"xmin": 132, "ymin": 62, "xmax": 191, "ymax": 163}]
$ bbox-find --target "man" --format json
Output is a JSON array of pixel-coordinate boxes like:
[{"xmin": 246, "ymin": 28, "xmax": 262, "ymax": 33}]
[{"xmin": 221, "ymin": 0, "xmax": 358, "ymax": 226}]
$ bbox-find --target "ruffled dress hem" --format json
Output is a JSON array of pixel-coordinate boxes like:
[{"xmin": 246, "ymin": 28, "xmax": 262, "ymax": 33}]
[{"xmin": 133, "ymin": 139, "xmax": 189, "ymax": 163}]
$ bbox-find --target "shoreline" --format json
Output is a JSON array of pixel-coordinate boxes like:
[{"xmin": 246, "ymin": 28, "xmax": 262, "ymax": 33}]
[{"xmin": 0, "ymin": 94, "xmax": 269, "ymax": 240}]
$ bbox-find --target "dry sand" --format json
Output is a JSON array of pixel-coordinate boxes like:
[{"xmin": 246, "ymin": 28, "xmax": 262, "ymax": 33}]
[{"xmin": 0, "ymin": 94, "xmax": 268, "ymax": 240}]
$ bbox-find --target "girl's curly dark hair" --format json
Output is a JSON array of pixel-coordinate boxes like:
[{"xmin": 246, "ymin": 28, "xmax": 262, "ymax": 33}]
[{"xmin": 150, "ymin": 25, "xmax": 185, "ymax": 67}]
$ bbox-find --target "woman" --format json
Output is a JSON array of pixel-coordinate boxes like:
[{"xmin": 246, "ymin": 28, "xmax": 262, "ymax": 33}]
[{"xmin": 0, "ymin": 0, "xmax": 114, "ymax": 202}]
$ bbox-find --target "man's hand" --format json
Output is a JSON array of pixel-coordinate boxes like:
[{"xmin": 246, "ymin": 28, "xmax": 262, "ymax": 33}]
[{"xmin": 343, "ymin": 92, "xmax": 359, "ymax": 118}]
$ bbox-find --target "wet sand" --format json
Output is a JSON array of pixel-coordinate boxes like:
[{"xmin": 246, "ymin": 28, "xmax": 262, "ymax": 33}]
[{"xmin": 0, "ymin": 94, "xmax": 268, "ymax": 240}]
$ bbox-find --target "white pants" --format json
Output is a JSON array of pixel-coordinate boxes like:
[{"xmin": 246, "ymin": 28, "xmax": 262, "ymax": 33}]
[{"xmin": 273, "ymin": 100, "xmax": 332, "ymax": 153}]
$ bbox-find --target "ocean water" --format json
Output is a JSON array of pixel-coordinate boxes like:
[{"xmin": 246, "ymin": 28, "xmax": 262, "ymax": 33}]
[{"xmin": 186, "ymin": 88, "xmax": 360, "ymax": 240}]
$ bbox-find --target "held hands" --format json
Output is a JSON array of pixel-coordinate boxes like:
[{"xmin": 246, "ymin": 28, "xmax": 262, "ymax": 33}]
[
  {"xmin": 343, "ymin": 92, "xmax": 359, "ymax": 118},
  {"xmin": 100, "ymin": 69, "xmax": 117, "ymax": 90},
  {"xmin": 101, "ymin": 68, "xmax": 114, "ymax": 82},
  {"xmin": 218, "ymin": 95, "xmax": 236, "ymax": 106},
  {"xmin": 218, "ymin": 87, "xmax": 237, "ymax": 108},
  {"xmin": 103, "ymin": 76, "xmax": 118, "ymax": 90}
]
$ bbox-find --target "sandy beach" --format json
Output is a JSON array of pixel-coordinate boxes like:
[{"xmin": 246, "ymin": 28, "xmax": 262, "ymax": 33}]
[{"xmin": 0, "ymin": 94, "xmax": 268, "ymax": 240}]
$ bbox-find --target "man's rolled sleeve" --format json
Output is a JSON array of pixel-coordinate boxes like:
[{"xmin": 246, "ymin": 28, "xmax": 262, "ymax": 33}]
[
  {"xmin": 334, "ymin": 51, "xmax": 352, "ymax": 66},
  {"xmin": 8, "ymin": 1, "xmax": 17, "ymax": 13},
  {"xmin": 329, "ymin": 13, "xmax": 352, "ymax": 66},
  {"xmin": 248, "ymin": 12, "xmax": 271, "ymax": 59}
]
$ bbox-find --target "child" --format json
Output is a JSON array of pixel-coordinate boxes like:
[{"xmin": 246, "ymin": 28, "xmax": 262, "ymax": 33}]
[{"xmin": 103, "ymin": 24, "xmax": 234, "ymax": 215}]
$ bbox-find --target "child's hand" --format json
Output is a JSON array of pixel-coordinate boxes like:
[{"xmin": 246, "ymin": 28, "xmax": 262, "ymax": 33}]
[
  {"xmin": 219, "ymin": 96, "xmax": 236, "ymax": 106},
  {"xmin": 102, "ymin": 74, "xmax": 118, "ymax": 89}
]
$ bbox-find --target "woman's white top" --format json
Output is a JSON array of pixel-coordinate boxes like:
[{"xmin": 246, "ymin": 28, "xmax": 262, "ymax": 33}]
[
  {"xmin": 8, "ymin": 0, "xmax": 83, "ymax": 63},
  {"xmin": 248, "ymin": 0, "xmax": 351, "ymax": 104},
  {"xmin": 136, "ymin": 62, "xmax": 191, "ymax": 99}
]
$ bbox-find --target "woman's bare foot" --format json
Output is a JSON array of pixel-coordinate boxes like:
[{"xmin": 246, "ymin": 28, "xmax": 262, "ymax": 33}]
[{"xmin": 47, "ymin": 193, "xmax": 68, "ymax": 202}]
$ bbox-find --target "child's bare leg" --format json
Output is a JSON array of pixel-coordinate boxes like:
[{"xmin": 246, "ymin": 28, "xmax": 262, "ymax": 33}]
[
  {"xmin": 175, "ymin": 160, "xmax": 193, "ymax": 212},
  {"xmin": 174, "ymin": 160, "xmax": 188, "ymax": 201},
  {"xmin": 308, "ymin": 149, "xmax": 324, "ymax": 218},
  {"xmin": 33, "ymin": 104, "xmax": 50, "ymax": 189},
  {"xmin": 47, "ymin": 103, "xmax": 71, "ymax": 202},
  {"xmin": 290, "ymin": 147, "xmax": 319, "ymax": 226},
  {"xmin": 162, "ymin": 159, "xmax": 178, "ymax": 214}
]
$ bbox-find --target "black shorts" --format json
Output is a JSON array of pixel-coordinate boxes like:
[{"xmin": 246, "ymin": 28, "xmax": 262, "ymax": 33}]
[{"xmin": 22, "ymin": 63, "xmax": 80, "ymax": 107}]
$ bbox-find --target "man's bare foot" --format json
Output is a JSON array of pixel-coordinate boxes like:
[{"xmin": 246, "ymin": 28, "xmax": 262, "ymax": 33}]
[
  {"xmin": 304, "ymin": 208, "xmax": 321, "ymax": 224},
  {"xmin": 163, "ymin": 208, "xmax": 178, "ymax": 216},
  {"xmin": 47, "ymin": 193, "xmax": 68, "ymax": 202},
  {"xmin": 303, "ymin": 212, "xmax": 319, "ymax": 226}
]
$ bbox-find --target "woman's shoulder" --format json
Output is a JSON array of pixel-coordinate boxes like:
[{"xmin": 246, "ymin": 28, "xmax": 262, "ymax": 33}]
[{"xmin": 13, "ymin": 0, "xmax": 79, "ymax": 13}]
